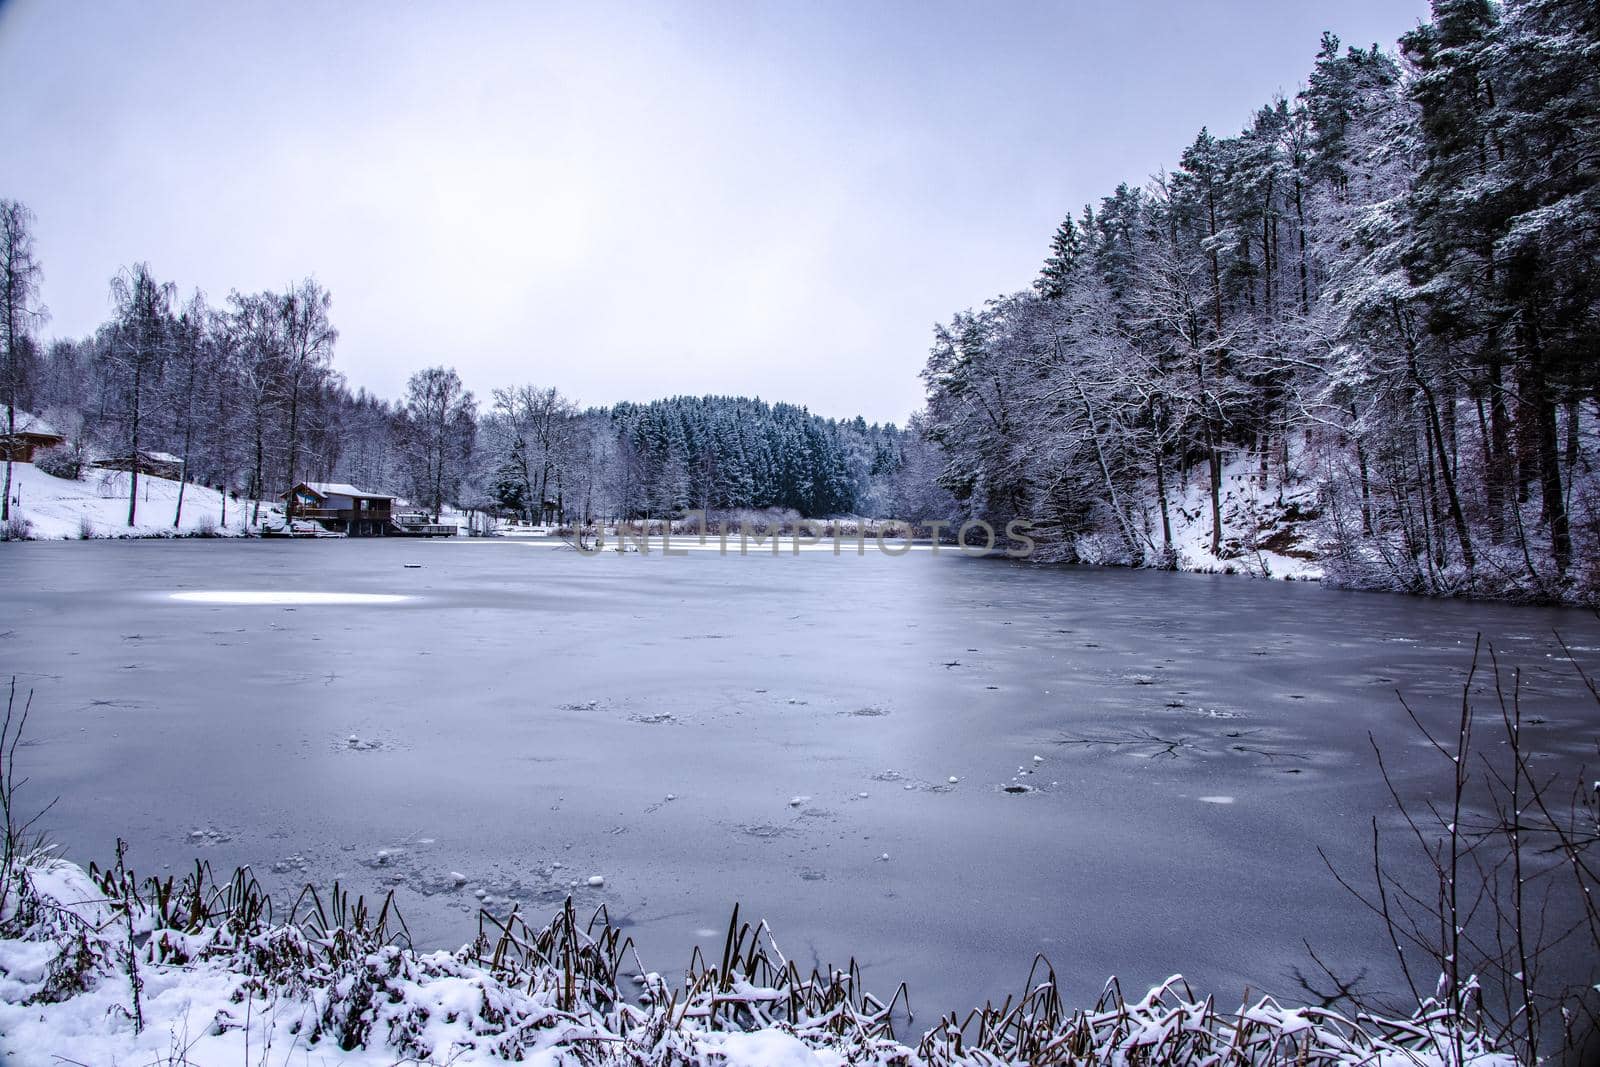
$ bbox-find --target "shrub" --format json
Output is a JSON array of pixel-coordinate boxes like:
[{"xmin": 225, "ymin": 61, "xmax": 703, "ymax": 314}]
[
  {"xmin": 33, "ymin": 445, "xmax": 83, "ymax": 481},
  {"xmin": 77, "ymin": 514, "xmax": 95, "ymax": 540},
  {"xmin": 189, "ymin": 514, "xmax": 218, "ymax": 538},
  {"xmin": 0, "ymin": 516, "xmax": 32, "ymax": 542}
]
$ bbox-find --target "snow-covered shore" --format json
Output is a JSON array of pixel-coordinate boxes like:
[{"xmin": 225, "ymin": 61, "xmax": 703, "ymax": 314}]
[
  {"xmin": 0, "ymin": 455, "xmax": 1373, "ymax": 594},
  {"xmin": 1, "ymin": 462, "xmax": 251, "ymax": 540},
  {"xmin": 0, "ymin": 851, "xmax": 1506, "ymax": 1066},
  {"xmin": 1058, "ymin": 451, "xmax": 1324, "ymax": 583}
]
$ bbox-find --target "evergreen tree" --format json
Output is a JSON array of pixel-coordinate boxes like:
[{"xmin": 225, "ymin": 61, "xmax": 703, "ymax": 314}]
[{"xmin": 1034, "ymin": 215, "xmax": 1084, "ymax": 299}]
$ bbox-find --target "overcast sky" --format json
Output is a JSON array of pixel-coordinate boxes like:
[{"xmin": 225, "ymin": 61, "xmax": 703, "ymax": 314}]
[{"xmin": 0, "ymin": 0, "xmax": 1429, "ymax": 425}]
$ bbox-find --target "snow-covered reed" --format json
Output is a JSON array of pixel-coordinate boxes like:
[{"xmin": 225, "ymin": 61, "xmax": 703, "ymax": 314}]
[{"xmin": 0, "ymin": 846, "xmax": 1513, "ymax": 1066}]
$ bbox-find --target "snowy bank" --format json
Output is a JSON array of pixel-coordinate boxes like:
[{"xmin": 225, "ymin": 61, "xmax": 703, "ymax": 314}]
[
  {"xmin": 0, "ymin": 851, "xmax": 1510, "ymax": 1066},
  {"xmin": 1, "ymin": 462, "xmax": 250, "ymax": 540},
  {"xmin": 1011, "ymin": 449, "xmax": 1324, "ymax": 583}
]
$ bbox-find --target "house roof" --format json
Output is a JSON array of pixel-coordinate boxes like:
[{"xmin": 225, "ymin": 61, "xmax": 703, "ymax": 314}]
[
  {"xmin": 297, "ymin": 481, "xmax": 395, "ymax": 501},
  {"xmin": 92, "ymin": 449, "xmax": 183, "ymax": 465},
  {"xmin": 0, "ymin": 406, "xmax": 63, "ymax": 440}
]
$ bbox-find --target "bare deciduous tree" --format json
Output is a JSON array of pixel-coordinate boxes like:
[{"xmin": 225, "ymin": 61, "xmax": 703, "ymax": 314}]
[
  {"xmin": 105, "ymin": 264, "xmax": 175, "ymax": 527},
  {"xmin": 276, "ymin": 279, "xmax": 337, "ymax": 523},
  {"xmin": 401, "ymin": 366, "xmax": 476, "ymax": 521},
  {"xmin": 0, "ymin": 200, "xmax": 45, "ymax": 523}
]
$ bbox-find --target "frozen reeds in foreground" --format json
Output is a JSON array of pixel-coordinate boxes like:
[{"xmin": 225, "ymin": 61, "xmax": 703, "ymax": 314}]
[{"xmin": 0, "ymin": 848, "xmax": 1515, "ymax": 1066}]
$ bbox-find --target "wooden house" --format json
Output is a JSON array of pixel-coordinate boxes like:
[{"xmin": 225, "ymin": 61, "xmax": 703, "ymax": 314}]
[
  {"xmin": 92, "ymin": 449, "xmax": 184, "ymax": 480},
  {"xmin": 0, "ymin": 407, "xmax": 66, "ymax": 462},
  {"xmin": 281, "ymin": 482, "xmax": 396, "ymax": 536}
]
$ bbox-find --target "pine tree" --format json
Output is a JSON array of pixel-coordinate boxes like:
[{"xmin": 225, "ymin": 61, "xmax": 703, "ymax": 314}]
[{"xmin": 1034, "ymin": 215, "xmax": 1084, "ymax": 299}]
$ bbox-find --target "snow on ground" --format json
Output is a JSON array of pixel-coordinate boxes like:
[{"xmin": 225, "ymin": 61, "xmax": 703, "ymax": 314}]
[
  {"xmin": 2, "ymin": 462, "xmax": 251, "ymax": 539},
  {"xmin": 1086, "ymin": 450, "xmax": 1324, "ymax": 582}
]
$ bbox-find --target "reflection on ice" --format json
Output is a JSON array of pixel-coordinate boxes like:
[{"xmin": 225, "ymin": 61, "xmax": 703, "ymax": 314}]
[{"xmin": 168, "ymin": 591, "xmax": 413, "ymax": 605}]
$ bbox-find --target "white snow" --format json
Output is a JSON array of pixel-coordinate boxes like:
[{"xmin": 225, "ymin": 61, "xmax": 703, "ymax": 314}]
[
  {"xmin": 1068, "ymin": 451, "xmax": 1324, "ymax": 582},
  {"xmin": 168, "ymin": 590, "xmax": 413, "ymax": 605},
  {"xmin": 2, "ymin": 461, "xmax": 252, "ymax": 539}
]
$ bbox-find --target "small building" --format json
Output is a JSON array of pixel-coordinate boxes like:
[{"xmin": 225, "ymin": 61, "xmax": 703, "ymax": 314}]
[
  {"xmin": 93, "ymin": 449, "xmax": 184, "ymax": 480},
  {"xmin": 281, "ymin": 481, "xmax": 396, "ymax": 536},
  {"xmin": 0, "ymin": 407, "xmax": 66, "ymax": 462}
]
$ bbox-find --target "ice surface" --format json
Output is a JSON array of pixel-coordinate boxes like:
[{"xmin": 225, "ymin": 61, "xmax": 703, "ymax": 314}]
[{"xmin": 1, "ymin": 538, "xmax": 1596, "ymax": 1018}]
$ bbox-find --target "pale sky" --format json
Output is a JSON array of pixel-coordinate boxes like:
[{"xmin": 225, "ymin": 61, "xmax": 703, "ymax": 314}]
[{"xmin": 0, "ymin": 0, "xmax": 1428, "ymax": 425}]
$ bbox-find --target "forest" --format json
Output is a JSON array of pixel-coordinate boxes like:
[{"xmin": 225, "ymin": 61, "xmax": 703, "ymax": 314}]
[{"xmin": 921, "ymin": 0, "xmax": 1598, "ymax": 599}]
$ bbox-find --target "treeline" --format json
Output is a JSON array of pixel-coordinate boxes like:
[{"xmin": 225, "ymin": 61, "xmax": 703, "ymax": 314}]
[
  {"xmin": 0, "ymin": 221, "xmax": 931, "ymax": 526},
  {"xmin": 922, "ymin": 0, "xmax": 1599, "ymax": 599},
  {"xmin": 484, "ymin": 392, "xmax": 942, "ymax": 524},
  {"xmin": 607, "ymin": 397, "xmax": 906, "ymax": 516}
]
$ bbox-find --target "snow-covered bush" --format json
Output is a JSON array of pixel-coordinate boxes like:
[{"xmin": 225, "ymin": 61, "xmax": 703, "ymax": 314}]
[
  {"xmin": 31, "ymin": 444, "xmax": 83, "ymax": 481},
  {"xmin": 0, "ymin": 515, "xmax": 31, "ymax": 541}
]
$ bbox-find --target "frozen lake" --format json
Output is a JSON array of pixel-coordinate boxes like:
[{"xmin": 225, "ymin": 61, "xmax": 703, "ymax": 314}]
[{"xmin": 2, "ymin": 539, "xmax": 1597, "ymax": 1020}]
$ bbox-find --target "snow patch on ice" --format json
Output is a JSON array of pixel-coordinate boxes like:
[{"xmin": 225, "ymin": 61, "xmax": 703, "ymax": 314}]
[{"xmin": 169, "ymin": 590, "xmax": 414, "ymax": 605}]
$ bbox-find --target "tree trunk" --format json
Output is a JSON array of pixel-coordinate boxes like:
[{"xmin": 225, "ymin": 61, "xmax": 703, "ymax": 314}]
[
  {"xmin": 1563, "ymin": 397, "xmax": 1579, "ymax": 483},
  {"xmin": 1524, "ymin": 327, "xmax": 1570, "ymax": 573},
  {"xmin": 1154, "ymin": 447, "xmax": 1172, "ymax": 554},
  {"xmin": 250, "ymin": 412, "xmax": 265, "ymax": 527},
  {"xmin": 127, "ymin": 363, "xmax": 141, "ymax": 527},
  {"xmin": 432, "ymin": 424, "xmax": 445, "ymax": 522},
  {"xmin": 173, "ymin": 461, "xmax": 187, "ymax": 529},
  {"xmin": 285, "ymin": 381, "xmax": 301, "ymax": 526},
  {"xmin": 1, "ymin": 403, "xmax": 13, "ymax": 523},
  {"xmin": 1400, "ymin": 305, "xmax": 1474, "ymax": 573},
  {"xmin": 1487, "ymin": 354, "xmax": 1512, "ymax": 529},
  {"xmin": 1208, "ymin": 448, "xmax": 1223, "ymax": 557},
  {"xmin": 1351, "ymin": 403, "xmax": 1373, "ymax": 536},
  {"xmin": 1293, "ymin": 177, "xmax": 1310, "ymax": 314},
  {"xmin": 1261, "ymin": 186, "xmax": 1273, "ymax": 315},
  {"xmin": 2, "ymin": 276, "xmax": 15, "ymax": 522},
  {"xmin": 173, "ymin": 391, "xmax": 195, "ymax": 529},
  {"xmin": 1423, "ymin": 412, "xmax": 1447, "ymax": 570},
  {"xmin": 1475, "ymin": 389, "xmax": 1504, "ymax": 542}
]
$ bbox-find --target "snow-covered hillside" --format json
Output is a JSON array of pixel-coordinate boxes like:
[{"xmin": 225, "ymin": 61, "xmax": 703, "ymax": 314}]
[
  {"xmin": 1, "ymin": 462, "xmax": 251, "ymax": 539},
  {"xmin": 1124, "ymin": 452, "xmax": 1321, "ymax": 582}
]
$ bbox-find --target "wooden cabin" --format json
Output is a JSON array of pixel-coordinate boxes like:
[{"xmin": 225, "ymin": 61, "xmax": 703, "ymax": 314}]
[
  {"xmin": 281, "ymin": 482, "xmax": 396, "ymax": 536},
  {"xmin": 93, "ymin": 449, "xmax": 184, "ymax": 480},
  {"xmin": 0, "ymin": 407, "xmax": 66, "ymax": 462}
]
